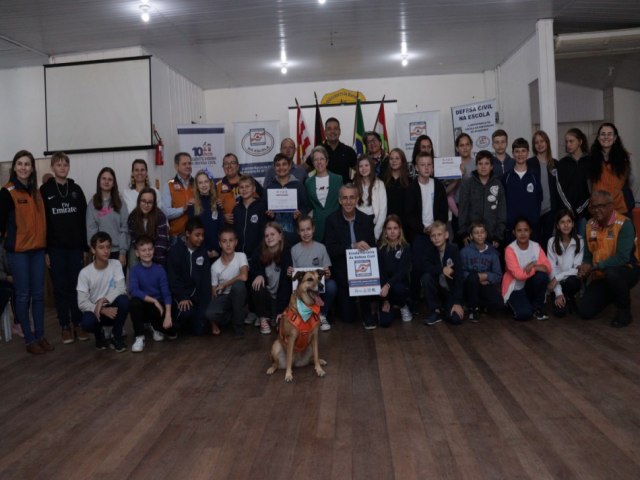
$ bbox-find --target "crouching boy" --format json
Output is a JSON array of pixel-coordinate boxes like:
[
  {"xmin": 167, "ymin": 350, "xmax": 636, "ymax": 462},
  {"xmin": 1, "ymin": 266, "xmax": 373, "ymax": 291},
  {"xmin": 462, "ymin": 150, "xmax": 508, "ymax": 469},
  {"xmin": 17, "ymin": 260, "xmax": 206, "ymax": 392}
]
[{"xmin": 77, "ymin": 232, "xmax": 129, "ymax": 352}]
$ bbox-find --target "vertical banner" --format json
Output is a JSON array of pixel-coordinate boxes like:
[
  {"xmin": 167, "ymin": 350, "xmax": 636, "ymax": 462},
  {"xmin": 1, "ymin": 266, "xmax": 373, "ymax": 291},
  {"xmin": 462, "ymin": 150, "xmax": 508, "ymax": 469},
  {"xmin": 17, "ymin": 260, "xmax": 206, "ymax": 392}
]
[
  {"xmin": 234, "ymin": 120, "xmax": 280, "ymax": 181},
  {"xmin": 177, "ymin": 124, "xmax": 226, "ymax": 178},
  {"xmin": 395, "ymin": 111, "xmax": 440, "ymax": 158},
  {"xmin": 450, "ymin": 99, "xmax": 496, "ymax": 157}
]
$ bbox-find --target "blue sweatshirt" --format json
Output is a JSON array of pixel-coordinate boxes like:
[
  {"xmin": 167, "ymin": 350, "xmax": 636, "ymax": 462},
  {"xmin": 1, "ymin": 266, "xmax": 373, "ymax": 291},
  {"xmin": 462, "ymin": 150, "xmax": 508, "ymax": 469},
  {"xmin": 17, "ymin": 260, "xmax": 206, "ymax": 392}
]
[
  {"xmin": 188, "ymin": 195, "xmax": 224, "ymax": 254},
  {"xmin": 379, "ymin": 244, "xmax": 411, "ymax": 287},
  {"xmin": 460, "ymin": 243, "xmax": 502, "ymax": 285},
  {"xmin": 502, "ymin": 168, "xmax": 542, "ymax": 231},
  {"xmin": 130, "ymin": 262, "xmax": 172, "ymax": 305}
]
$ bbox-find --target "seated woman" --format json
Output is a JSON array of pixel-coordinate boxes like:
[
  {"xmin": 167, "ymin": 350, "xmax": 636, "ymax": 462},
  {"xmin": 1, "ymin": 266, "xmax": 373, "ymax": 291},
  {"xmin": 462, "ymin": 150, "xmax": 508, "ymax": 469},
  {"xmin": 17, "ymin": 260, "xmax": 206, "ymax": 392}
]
[
  {"xmin": 547, "ymin": 209, "xmax": 583, "ymax": 317},
  {"xmin": 378, "ymin": 215, "xmax": 412, "ymax": 326},
  {"xmin": 128, "ymin": 187, "xmax": 169, "ymax": 267},
  {"xmin": 249, "ymin": 222, "xmax": 292, "ymax": 335},
  {"xmin": 502, "ymin": 218, "xmax": 551, "ymax": 321}
]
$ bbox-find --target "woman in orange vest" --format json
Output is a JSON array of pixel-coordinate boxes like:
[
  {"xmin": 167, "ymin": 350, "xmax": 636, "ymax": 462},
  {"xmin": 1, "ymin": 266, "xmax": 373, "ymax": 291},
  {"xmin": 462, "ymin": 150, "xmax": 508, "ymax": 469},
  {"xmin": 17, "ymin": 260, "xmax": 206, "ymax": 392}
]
[
  {"xmin": 0, "ymin": 150, "xmax": 51, "ymax": 354},
  {"xmin": 588, "ymin": 123, "xmax": 633, "ymax": 216}
]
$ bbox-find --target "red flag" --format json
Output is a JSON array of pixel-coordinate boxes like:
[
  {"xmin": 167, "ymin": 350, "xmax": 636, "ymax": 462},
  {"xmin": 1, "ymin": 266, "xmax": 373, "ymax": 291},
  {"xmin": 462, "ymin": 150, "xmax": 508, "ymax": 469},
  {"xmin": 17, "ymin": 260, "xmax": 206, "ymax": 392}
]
[
  {"xmin": 314, "ymin": 93, "xmax": 325, "ymax": 146},
  {"xmin": 373, "ymin": 96, "xmax": 390, "ymax": 152},
  {"xmin": 296, "ymin": 99, "xmax": 312, "ymax": 165}
]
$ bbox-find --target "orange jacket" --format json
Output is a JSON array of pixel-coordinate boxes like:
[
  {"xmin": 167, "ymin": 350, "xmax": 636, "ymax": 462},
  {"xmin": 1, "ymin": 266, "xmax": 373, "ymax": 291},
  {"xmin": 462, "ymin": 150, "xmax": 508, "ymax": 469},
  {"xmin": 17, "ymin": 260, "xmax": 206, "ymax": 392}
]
[
  {"xmin": 2, "ymin": 181, "xmax": 46, "ymax": 252},
  {"xmin": 167, "ymin": 178, "xmax": 193, "ymax": 236}
]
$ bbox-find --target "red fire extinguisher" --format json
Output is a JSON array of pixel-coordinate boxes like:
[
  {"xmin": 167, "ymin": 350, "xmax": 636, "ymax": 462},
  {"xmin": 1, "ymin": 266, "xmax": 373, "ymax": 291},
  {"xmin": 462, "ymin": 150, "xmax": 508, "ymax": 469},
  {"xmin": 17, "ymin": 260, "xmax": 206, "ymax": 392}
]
[{"xmin": 153, "ymin": 125, "xmax": 164, "ymax": 166}]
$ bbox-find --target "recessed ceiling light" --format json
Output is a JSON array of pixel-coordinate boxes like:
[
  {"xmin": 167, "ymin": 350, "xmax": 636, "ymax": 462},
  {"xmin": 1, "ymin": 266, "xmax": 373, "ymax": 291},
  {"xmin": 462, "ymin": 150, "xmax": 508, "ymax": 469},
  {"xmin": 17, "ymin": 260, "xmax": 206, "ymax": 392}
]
[
  {"xmin": 139, "ymin": 2, "xmax": 151, "ymax": 22},
  {"xmin": 318, "ymin": 0, "xmax": 327, "ymax": 4},
  {"xmin": 281, "ymin": 66, "xmax": 288, "ymax": 74}
]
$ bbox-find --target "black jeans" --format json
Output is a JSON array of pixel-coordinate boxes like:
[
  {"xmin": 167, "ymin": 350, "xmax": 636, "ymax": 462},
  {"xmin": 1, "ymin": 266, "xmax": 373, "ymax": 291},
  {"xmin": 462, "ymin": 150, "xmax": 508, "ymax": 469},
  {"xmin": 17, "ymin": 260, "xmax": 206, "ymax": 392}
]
[{"xmin": 578, "ymin": 266, "xmax": 640, "ymax": 319}]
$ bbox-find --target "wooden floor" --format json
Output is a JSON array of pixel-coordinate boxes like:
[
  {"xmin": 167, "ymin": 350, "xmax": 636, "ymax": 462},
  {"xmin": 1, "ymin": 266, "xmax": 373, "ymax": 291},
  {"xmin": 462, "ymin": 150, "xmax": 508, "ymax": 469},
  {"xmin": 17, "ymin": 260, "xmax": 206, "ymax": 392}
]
[{"xmin": 1, "ymin": 300, "xmax": 640, "ymax": 480}]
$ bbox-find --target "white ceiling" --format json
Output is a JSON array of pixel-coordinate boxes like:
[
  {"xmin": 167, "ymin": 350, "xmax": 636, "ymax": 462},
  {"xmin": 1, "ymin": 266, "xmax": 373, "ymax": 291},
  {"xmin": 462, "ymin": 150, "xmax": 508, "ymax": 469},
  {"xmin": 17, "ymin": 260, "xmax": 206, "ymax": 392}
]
[{"xmin": 1, "ymin": 0, "xmax": 639, "ymax": 90}]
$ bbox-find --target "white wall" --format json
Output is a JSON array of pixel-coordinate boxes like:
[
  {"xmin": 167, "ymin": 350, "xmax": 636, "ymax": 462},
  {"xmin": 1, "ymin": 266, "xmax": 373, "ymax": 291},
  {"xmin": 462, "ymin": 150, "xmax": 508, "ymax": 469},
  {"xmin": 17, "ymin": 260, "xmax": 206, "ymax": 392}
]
[
  {"xmin": 205, "ymin": 73, "xmax": 491, "ymax": 158},
  {"xmin": 556, "ymin": 82, "xmax": 604, "ymax": 123},
  {"xmin": 612, "ymin": 87, "xmax": 640, "ymax": 201},
  {"xmin": 495, "ymin": 34, "xmax": 539, "ymax": 140},
  {"xmin": 0, "ymin": 47, "xmax": 205, "ymax": 198}
]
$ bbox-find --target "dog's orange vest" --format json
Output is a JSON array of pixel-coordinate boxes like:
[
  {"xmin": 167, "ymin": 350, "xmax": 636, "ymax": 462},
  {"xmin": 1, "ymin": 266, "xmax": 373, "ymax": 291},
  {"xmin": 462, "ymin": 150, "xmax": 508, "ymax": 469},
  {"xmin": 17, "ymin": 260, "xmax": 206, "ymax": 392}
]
[{"xmin": 279, "ymin": 304, "xmax": 321, "ymax": 352}]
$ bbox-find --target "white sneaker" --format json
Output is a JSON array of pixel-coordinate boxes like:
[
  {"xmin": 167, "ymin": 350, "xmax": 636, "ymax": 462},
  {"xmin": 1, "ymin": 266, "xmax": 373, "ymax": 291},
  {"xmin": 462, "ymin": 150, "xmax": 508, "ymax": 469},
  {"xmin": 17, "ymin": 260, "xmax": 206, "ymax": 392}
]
[
  {"xmin": 319, "ymin": 314, "xmax": 331, "ymax": 331},
  {"xmin": 132, "ymin": 335, "xmax": 145, "ymax": 353},
  {"xmin": 103, "ymin": 326, "xmax": 113, "ymax": 339},
  {"xmin": 260, "ymin": 318, "xmax": 271, "ymax": 334},
  {"xmin": 152, "ymin": 329, "xmax": 165, "ymax": 342},
  {"xmin": 400, "ymin": 305, "xmax": 413, "ymax": 322}
]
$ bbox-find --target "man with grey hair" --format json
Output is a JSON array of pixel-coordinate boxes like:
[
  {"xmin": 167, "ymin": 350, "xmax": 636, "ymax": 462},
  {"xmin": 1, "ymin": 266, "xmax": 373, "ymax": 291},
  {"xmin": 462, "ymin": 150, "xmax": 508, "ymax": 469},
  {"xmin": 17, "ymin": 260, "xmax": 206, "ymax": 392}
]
[
  {"xmin": 577, "ymin": 190, "xmax": 639, "ymax": 327},
  {"xmin": 262, "ymin": 138, "xmax": 308, "ymax": 187}
]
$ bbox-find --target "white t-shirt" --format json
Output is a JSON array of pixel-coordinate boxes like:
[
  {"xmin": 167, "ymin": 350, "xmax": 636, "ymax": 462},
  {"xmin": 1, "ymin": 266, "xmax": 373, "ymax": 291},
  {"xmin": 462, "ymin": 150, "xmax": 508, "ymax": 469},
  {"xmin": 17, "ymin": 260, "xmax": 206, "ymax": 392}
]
[
  {"xmin": 315, "ymin": 175, "xmax": 330, "ymax": 207},
  {"xmin": 419, "ymin": 179, "xmax": 435, "ymax": 228},
  {"xmin": 77, "ymin": 259, "xmax": 125, "ymax": 304},
  {"xmin": 210, "ymin": 252, "xmax": 248, "ymax": 294}
]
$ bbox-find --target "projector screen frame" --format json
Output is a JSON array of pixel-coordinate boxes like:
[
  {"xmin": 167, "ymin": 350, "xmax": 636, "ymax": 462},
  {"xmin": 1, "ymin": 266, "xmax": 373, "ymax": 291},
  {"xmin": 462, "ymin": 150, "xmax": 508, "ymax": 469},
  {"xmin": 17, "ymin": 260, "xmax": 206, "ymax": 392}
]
[{"xmin": 43, "ymin": 55, "xmax": 154, "ymax": 156}]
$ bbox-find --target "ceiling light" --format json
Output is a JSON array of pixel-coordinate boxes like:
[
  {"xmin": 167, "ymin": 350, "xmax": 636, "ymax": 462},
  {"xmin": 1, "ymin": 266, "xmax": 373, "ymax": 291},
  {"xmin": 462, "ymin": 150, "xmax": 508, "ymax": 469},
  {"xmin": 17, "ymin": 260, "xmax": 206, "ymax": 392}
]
[
  {"xmin": 400, "ymin": 41, "xmax": 408, "ymax": 66},
  {"xmin": 140, "ymin": 2, "xmax": 150, "ymax": 22},
  {"xmin": 318, "ymin": 0, "xmax": 327, "ymax": 4},
  {"xmin": 281, "ymin": 66, "xmax": 288, "ymax": 74},
  {"xmin": 401, "ymin": 58, "xmax": 408, "ymax": 67}
]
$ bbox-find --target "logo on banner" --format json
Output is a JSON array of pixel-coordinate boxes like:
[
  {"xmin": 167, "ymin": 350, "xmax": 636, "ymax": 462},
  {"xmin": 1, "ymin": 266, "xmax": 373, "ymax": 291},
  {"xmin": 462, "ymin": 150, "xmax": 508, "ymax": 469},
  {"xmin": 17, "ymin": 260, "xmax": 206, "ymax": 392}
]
[
  {"xmin": 354, "ymin": 260, "xmax": 372, "ymax": 277},
  {"xmin": 409, "ymin": 122, "xmax": 427, "ymax": 140},
  {"xmin": 191, "ymin": 142, "xmax": 216, "ymax": 166},
  {"xmin": 241, "ymin": 129, "xmax": 275, "ymax": 157},
  {"xmin": 476, "ymin": 135, "xmax": 491, "ymax": 148}
]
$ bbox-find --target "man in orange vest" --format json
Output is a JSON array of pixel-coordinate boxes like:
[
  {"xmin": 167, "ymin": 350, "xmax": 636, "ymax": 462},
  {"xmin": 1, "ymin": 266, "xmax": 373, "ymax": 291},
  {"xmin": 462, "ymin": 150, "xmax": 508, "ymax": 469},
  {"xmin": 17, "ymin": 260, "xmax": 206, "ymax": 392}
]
[
  {"xmin": 577, "ymin": 190, "xmax": 640, "ymax": 327},
  {"xmin": 161, "ymin": 152, "xmax": 194, "ymax": 241}
]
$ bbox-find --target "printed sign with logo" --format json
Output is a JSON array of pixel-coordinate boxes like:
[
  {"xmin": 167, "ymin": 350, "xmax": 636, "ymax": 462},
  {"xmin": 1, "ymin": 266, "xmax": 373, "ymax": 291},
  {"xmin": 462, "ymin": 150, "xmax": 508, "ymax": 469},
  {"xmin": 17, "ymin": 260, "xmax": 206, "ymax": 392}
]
[
  {"xmin": 450, "ymin": 99, "xmax": 497, "ymax": 158},
  {"xmin": 346, "ymin": 248, "xmax": 381, "ymax": 296},
  {"xmin": 177, "ymin": 124, "xmax": 226, "ymax": 178},
  {"xmin": 234, "ymin": 120, "xmax": 280, "ymax": 182}
]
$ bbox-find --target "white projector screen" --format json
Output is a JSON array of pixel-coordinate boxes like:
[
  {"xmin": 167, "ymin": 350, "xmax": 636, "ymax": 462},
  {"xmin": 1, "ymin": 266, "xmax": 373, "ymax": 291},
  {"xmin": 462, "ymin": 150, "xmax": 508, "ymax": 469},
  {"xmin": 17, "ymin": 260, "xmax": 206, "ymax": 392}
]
[{"xmin": 45, "ymin": 56, "xmax": 152, "ymax": 154}]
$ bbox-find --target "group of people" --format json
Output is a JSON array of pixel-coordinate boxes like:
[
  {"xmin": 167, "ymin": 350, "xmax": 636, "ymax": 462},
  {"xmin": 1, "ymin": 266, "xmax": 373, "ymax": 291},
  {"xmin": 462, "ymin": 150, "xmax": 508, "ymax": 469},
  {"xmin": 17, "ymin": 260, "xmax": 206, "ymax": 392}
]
[{"xmin": 1, "ymin": 117, "xmax": 638, "ymax": 355}]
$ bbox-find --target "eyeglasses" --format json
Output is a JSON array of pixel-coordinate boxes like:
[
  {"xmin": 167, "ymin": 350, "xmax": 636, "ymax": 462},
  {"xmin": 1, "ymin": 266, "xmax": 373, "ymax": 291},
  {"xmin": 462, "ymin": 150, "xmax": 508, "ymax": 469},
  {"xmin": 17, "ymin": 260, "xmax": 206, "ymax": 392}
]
[
  {"xmin": 591, "ymin": 202, "xmax": 611, "ymax": 210},
  {"xmin": 223, "ymin": 162, "xmax": 238, "ymax": 167}
]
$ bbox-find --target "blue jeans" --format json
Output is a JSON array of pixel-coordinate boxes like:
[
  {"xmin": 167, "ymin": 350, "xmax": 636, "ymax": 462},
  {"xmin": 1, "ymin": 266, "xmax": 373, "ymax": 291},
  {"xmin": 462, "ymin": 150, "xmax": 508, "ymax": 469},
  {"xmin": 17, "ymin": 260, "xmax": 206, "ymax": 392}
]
[
  {"xmin": 48, "ymin": 247, "xmax": 84, "ymax": 329},
  {"xmin": 80, "ymin": 294, "xmax": 129, "ymax": 339},
  {"xmin": 7, "ymin": 249, "xmax": 45, "ymax": 345},
  {"xmin": 379, "ymin": 281, "xmax": 410, "ymax": 327},
  {"xmin": 321, "ymin": 278, "xmax": 337, "ymax": 317}
]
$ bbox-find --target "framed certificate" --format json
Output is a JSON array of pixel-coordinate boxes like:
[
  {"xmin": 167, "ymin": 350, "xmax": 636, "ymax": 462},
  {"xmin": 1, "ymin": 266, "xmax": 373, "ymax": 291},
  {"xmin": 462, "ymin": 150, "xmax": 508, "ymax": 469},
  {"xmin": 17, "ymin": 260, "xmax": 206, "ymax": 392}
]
[
  {"xmin": 346, "ymin": 248, "xmax": 381, "ymax": 296},
  {"xmin": 434, "ymin": 156, "xmax": 462, "ymax": 180},
  {"xmin": 267, "ymin": 188, "xmax": 298, "ymax": 212}
]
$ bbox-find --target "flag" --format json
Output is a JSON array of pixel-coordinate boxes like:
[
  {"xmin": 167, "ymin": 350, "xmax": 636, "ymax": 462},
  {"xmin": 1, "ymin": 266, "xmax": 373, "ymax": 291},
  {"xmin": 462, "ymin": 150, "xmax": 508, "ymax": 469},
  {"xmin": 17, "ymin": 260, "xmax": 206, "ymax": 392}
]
[
  {"xmin": 373, "ymin": 96, "xmax": 390, "ymax": 152},
  {"xmin": 314, "ymin": 93, "xmax": 325, "ymax": 146},
  {"xmin": 353, "ymin": 96, "xmax": 365, "ymax": 156},
  {"xmin": 295, "ymin": 99, "xmax": 312, "ymax": 165}
]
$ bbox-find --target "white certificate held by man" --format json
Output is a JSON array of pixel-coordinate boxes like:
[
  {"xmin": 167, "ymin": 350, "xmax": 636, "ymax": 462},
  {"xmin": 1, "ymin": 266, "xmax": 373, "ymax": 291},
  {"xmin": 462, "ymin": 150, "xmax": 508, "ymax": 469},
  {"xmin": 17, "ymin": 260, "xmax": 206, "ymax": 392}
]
[
  {"xmin": 434, "ymin": 156, "xmax": 462, "ymax": 180},
  {"xmin": 267, "ymin": 188, "xmax": 298, "ymax": 213},
  {"xmin": 346, "ymin": 248, "xmax": 381, "ymax": 296}
]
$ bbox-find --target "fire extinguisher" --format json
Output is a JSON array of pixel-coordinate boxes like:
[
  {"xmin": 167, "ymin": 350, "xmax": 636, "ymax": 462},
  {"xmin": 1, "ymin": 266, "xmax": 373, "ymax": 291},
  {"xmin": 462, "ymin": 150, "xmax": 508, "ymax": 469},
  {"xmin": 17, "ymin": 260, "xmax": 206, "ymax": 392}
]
[{"xmin": 153, "ymin": 125, "xmax": 164, "ymax": 166}]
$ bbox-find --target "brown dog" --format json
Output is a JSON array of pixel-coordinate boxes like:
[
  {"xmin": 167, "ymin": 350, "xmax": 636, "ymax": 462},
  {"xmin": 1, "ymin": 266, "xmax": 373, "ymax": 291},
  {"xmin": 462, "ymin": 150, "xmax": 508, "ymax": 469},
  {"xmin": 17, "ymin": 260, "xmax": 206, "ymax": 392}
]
[{"xmin": 266, "ymin": 269, "xmax": 327, "ymax": 382}]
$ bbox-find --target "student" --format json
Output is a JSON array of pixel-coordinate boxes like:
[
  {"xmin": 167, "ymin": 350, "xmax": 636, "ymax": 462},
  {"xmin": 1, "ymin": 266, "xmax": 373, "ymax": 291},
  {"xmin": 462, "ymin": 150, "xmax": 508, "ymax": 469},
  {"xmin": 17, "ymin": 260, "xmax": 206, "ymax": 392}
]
[
  {"xmin": 502, "ymin": 218, "xmax": 551, "ymax": 321},
  {"xmin": 122, "ymin": 159, "xmax": 160, "ymax": 214},
  {"xmin": 457, "ymin": 150, "xmax": 506, "ymax": 248},
  {"xmin": 233, "ymin": 175, "xmax": 267, "ymax": 255},
  {"xmin": 265, "ymin": 153, "xmax": 309, "ymax": 246},
  {"xmin": 588, "ymin": 122, "xmax": 633, "ymax": 216},
  {"xmin": 77, "ymin": 232, "xmax": 129, "ymax": 352},
  {"xmin": 547, "ymin": 210, "xmax": 583, "ymax": 317},
  {"xmin": 249, "ymin": 222, "xmax": 293, "ymax": 334},
  {"xmin": 206, "ymin": 227, "xmax": 249, "ymax": 337},
  {"xmin": 419, "ymin": 221, "xmax": 464, "ymax": 326},
  {"xmin": 40, "ymin": 151, "xmax": 89, "ymax": 344},
  {"xmin": 217, "ymin": 153, "xmax": 264, "ymax": 223},
  {"xmin": 528, "ymin": 130, "xmax": 559, "ymax": 247},
  {"xmin": 127, "ymin": 187, "xmax": 169, "ymax": 267},
  {"xmin": 289, "ymin": 216, "xmax": 336, "ymax": 331},
  {"xmin": 166, "ymin": 217, "xmax": 211, "ymax": 336},
  {"xmin": 188, "ymin": 169, "xmax": 224, "ymax": 261},
  {"xmin": 0, "ymin": 150, "xmax": 52, "ymax": 354},
  {"xmin": 490, "ymin": 129, "xmax": 514, "ymax": 178},
  {"xmin": 381, "ymin": 148, "xmax": 411, "ymax": 223},
  {"xmin": 404, "ymin": 151, "xmax": 448, "ymax": 305},
  {"xmin": 86, "ymin": 167, "xmax": 129, "ymax": 266},
  {"xmin": 378, "ymin": 215, "xmax": 412, "ymax": 326},
  {"xmin": 129, "ymin": 236, "xmax": 173, "ymax": 352},
  {"xmin": 556, "ymin": 128, "xmax": 590, "ymax": 236},
  {"xmin": 460, "ymin": 222, "xmax": 503, "ymax": 322},
  {"xmin": 304, "ymin": 146, "xmax": 342, "ymax": 242},
  {"xmin": 410, "ymin": 134, "xmax": 434, "ymax": 178},
  {"xmin": 353, "ymin": 155, "xmax": 387, "ymax": 240},
  {"xmin": 445, "ymin": 133, "xmax": 475, "ymax": 221},
  {"xmin": 502, "ymin": 138, "xmax": 542, "ymax": 243}
]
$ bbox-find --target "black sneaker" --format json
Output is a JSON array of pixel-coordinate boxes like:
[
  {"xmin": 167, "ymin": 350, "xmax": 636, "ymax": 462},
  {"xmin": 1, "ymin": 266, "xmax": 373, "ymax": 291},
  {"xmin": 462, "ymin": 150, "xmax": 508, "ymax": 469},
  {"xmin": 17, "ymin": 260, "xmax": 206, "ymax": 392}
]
[
  {"xmin": 534, "ymin": 310, "xmax": 549, "ymax": 321},
  {"xmin": 447, "ymin": 312, "xmax": 463, "ymax": 325},
  {"xmin": 468, "ymin": 307, "xmax": 481, "ymax": 323},
  {"xmin": 109, "ymin": 337, "xmax": 127, "ymax": 353},
  {"xmin": 423, "ymin": 312, "xmax": 442, "ymax": 326},
  {"xmin": 95, "ymin": 329, "xmax": 108, "ymax": 350}
]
